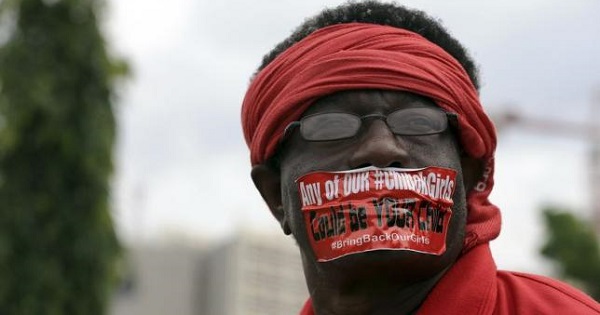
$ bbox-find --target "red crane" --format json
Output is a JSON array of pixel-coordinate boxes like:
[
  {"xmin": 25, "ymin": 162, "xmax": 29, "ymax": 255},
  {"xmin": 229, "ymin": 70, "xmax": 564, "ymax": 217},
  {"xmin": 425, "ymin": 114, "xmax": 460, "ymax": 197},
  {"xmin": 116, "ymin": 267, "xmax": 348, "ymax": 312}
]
[{"xmin": 492, "ymin": 89, "xmax": 600, "ymax": 233}]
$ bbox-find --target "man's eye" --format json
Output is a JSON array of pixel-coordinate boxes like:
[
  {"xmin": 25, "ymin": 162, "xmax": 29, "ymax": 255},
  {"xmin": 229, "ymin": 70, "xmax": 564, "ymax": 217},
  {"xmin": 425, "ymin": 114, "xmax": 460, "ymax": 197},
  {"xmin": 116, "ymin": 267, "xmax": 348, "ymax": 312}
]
[
  {"xmin": 301, "ymin": 113, "xmax": 359, "ymax": 141},
  {"xmin": 392, "ymin": 114, "xmax": 438, "ymax": 134},
  {"xmin": 406, "ymin": 116, "xmax": 437, "ymax": 131}
]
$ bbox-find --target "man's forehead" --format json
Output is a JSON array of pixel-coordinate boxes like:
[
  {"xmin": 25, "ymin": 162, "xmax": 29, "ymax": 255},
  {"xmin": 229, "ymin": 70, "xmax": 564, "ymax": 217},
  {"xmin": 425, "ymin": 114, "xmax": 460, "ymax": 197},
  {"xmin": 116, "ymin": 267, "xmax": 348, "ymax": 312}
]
[{"xmin": 302, "ymin": 89, "xmax": 439, "ymax": 116}]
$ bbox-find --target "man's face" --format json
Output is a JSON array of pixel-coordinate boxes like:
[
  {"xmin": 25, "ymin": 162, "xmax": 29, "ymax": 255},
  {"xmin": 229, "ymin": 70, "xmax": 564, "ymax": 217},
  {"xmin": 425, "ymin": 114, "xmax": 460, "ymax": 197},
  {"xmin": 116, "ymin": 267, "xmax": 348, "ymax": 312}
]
[{"xmin": 259, "ymin": 89, "xmax": 472, "ymax": 284}]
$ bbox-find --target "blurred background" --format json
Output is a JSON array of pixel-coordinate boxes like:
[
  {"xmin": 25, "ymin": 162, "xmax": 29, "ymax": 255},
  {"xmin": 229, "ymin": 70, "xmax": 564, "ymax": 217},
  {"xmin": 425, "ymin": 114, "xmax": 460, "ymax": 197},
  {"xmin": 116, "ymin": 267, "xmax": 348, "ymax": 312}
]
[{"xmin": 0, "ymin": 0, "xmax": 598, "ymax": 314}]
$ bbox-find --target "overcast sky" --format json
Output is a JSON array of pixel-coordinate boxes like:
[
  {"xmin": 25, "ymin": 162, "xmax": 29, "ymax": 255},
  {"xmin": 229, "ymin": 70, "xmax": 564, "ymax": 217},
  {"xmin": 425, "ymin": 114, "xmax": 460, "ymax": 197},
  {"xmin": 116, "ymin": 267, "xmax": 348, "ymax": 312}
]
[{"xmin": 105, "ymin": 0, "xmax": 600, "ymax": 273}]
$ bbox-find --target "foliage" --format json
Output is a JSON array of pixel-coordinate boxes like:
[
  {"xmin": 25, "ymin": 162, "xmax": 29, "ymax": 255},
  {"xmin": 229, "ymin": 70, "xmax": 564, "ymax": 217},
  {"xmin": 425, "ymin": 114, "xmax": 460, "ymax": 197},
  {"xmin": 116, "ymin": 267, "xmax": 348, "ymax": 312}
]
[
  {"xmin": 540, "ymin": 206, "xmax": 600, "ymax": 301},
  {"xmin": 0, "ymin": 0, "xmax": 127, "ymax": 314}
]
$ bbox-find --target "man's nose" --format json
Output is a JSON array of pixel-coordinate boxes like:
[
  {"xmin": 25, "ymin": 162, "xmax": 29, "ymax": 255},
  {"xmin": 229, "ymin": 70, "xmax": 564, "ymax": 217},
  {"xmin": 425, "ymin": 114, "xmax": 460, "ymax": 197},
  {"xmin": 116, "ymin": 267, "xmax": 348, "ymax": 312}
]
[{"xmin": 348, "ymin": 120, "xmax": 410, "ymax": 168}]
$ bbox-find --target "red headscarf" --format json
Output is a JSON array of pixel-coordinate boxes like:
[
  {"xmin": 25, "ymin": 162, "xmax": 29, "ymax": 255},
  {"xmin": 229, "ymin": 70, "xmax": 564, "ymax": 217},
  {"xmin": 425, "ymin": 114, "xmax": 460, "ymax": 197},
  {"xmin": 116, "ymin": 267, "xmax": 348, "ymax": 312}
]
[{"xmin": 241, "ymin": 23, "xmax": 500, "ymax": 250}]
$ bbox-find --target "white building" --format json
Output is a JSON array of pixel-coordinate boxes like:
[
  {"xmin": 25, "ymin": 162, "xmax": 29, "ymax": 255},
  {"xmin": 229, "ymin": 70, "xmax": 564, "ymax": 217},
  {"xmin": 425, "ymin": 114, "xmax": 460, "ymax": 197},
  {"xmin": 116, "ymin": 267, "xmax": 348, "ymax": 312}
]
[
  {"xmin": 110, "ymin": 231, "xmax": 308, "ymax": 315},
  {"xmin": 201, "ymin": 232, "xmax": 308, "ymax": 315}
]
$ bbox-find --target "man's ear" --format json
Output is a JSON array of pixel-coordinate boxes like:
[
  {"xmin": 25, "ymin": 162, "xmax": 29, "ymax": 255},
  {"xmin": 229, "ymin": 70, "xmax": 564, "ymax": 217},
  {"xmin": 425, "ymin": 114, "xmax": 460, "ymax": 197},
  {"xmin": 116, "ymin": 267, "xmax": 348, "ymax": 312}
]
[
  {"xmin": 460, "ymin": 155, "xmax": 484, "ymax": 192},
  {"xmin": 251, "ymin": 164, "xmax": 292, "ymax": 235}
]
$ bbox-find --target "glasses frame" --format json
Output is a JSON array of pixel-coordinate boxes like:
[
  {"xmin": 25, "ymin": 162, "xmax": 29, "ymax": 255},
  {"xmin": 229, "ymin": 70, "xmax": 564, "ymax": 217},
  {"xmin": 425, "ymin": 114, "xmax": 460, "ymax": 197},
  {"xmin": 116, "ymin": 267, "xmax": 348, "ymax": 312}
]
[{"xmin": 282, "ymin": 108, "xmax": 458, "ymax": 143}]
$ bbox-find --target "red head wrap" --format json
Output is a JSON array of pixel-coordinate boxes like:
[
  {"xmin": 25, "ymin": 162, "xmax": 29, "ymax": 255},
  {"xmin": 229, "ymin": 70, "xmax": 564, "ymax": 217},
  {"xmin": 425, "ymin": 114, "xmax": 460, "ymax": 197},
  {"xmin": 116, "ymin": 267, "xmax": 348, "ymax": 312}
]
[{"xmin": 241, "ymin": 23, "xmax": 500, "ymax": 250}]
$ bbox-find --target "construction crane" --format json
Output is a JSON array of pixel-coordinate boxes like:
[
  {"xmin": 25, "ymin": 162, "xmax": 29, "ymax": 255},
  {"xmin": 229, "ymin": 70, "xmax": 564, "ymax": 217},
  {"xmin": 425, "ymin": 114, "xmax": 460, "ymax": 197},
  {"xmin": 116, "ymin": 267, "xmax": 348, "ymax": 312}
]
[{"xmin": 491, "ymin": 89, "xmax": 600, "ymax": 233}]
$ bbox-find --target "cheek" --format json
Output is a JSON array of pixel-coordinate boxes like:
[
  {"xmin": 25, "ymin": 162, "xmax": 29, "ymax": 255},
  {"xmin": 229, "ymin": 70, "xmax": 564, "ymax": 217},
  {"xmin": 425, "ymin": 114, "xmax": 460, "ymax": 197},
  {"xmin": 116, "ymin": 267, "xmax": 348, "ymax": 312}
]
[
  {"xmin": 410, "ymin": 135, "xmax": 462, "ymax": 169},
  {"xmin": 284, "ymin": 145, "xmax": 353, "ymax": 173},
  {"xmin": 445, "ymin": 168, "xmax": 468, "ymax": 252},
  {"xmin": 281, "ymin": 173, "xmax": 313, "ymax": 244}
]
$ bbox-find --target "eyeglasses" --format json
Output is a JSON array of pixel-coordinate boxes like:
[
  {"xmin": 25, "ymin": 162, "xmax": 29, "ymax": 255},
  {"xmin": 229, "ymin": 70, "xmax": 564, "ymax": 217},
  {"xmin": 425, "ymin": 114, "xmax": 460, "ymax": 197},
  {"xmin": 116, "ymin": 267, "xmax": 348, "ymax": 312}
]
[{"xmin": 284, "ymin": 107, "xmax": 456, "ymax": 142}]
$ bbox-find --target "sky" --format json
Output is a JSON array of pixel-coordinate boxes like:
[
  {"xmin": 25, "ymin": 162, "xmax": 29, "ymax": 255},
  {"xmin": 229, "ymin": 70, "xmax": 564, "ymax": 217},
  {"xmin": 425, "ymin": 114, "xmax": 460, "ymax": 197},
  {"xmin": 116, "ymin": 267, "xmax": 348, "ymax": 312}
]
[{"xmin": 105, "ymin": 0, "xmax": 600, "ymax": 273}]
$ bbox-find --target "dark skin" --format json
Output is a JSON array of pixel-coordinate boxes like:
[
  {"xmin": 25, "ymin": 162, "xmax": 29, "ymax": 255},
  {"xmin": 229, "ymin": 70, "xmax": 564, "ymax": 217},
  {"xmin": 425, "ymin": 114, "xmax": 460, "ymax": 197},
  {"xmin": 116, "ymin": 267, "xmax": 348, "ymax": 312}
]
[{"xmin": 252, "ymin": 90, "xmax": 482, "ymax": 315}]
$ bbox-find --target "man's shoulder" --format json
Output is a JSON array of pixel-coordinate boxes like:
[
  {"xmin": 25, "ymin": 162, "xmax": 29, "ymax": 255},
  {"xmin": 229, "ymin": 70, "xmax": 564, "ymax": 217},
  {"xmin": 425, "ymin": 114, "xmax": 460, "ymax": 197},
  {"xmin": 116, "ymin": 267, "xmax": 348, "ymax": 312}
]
[{"xmin": 495, "ymin": 270, "xmax": 600, "ymax": 314}]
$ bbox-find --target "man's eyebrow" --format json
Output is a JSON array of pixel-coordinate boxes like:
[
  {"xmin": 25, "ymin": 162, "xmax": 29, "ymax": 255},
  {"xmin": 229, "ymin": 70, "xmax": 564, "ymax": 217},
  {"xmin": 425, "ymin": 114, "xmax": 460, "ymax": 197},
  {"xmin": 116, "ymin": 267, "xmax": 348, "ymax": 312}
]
[
  {"xmin": 382, "ymin": 91, "xmax": 435, "ymax": 105},
  {"xmin": 392, "ymin": 99, "xmax": 438, "ymax": 110}
]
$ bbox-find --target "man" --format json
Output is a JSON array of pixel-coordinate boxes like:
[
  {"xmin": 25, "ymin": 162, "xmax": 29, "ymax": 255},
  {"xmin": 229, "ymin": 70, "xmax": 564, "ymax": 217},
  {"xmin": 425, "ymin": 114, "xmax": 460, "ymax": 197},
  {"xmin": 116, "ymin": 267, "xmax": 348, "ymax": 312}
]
[{"xmin": 241, "ymin": 1, "xmax": 600, "ymax": 314}]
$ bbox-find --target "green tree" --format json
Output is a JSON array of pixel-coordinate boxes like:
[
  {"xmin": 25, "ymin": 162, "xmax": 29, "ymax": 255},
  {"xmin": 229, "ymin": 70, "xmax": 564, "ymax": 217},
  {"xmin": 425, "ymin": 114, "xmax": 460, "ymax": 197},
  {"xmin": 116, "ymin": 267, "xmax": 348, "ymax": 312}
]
[
  {"xmin": 540, "ymin": 206, "xmax": 600, "ymax": 301},
  {"xmin": 0, "ymin": 0, "xmax": 127, "ymax": 314}
]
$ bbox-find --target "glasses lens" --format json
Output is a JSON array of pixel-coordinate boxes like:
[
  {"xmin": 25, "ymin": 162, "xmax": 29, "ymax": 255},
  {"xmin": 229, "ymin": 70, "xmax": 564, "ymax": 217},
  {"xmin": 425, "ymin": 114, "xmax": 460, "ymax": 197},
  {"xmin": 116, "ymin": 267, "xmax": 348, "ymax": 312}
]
[
  {"xmin": 300, "ymin": 113, "xmax": 360, "ymax": 141},
  {"xmin": 387, "ymin": 108, "xmax": 447, "ymax": 135}
]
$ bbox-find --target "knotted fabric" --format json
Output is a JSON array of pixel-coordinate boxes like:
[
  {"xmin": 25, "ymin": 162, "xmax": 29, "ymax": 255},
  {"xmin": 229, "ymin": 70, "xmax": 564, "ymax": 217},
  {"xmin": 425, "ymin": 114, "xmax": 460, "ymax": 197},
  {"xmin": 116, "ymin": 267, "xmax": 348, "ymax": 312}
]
[{"xmin": 241, "ymin": 23, "xmax": 500, "ymax": 250}]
